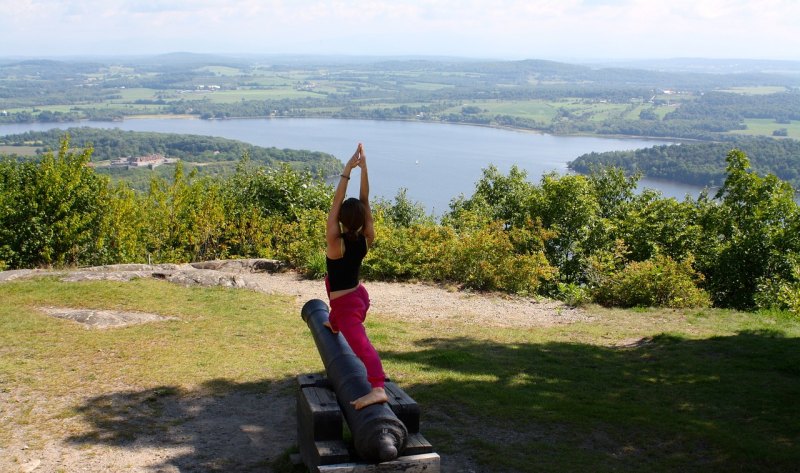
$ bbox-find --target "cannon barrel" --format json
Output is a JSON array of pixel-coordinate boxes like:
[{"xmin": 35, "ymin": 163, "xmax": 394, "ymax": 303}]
[{"xmin": 301, "ymin": 299, "xmax": 407, "ymax": 463}]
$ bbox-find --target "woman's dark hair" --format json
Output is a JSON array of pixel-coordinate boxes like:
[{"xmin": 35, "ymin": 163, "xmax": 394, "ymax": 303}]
[{"xmin": 339, "ymin": 197, "xmax": 366, "ymax": 241}]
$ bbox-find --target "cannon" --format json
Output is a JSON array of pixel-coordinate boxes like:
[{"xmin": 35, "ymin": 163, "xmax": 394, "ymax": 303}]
[
  {"xmin": 298, "ymin": 299, "xmax": 439, "ymax": 472},
  {"xmin": 301, "ymin": 299, "xmax": 408, "ymax": 462}
]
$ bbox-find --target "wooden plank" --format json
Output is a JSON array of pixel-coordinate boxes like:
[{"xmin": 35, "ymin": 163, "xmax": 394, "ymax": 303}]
[
  {"xmin": 316, "ymin": 453, "xmax": 440, "ymax": 473},
  {"xmin": 301, "ymin": 387, "xmax": 343, "ymax": 441},
  {"xmin": 298, "ymin": 386, "xmax": 351, "ymax": 468},
  {"xmin": 315, "ymin": 440, "xmax": 352, "ymax": 465},
  {"xmin": 298, "ymin": 373, "xmax": 331, "ymax": 389},
  {"xmin": 384, "ymin": 382, "xmax": 420, "ymax": 433},
  {"xmin": 402, "ymin": 433, "xmax": 433, "ymax": 456},
  {"xmin": 308, "ymin": 386, "xmax": 340, "ymax": 415}
]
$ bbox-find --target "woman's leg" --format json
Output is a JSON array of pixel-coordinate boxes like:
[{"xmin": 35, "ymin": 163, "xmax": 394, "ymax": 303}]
[
  {"xmin": 337, "ymin": 321, "xmax": 388, "ymax": 409},
  {"xmin": 330, "ymin": 286, "xmax": 388, "ymax": 409},
  {"xmin": 338, "ymin": 320, "xmax": 385, "ymax": 389}
]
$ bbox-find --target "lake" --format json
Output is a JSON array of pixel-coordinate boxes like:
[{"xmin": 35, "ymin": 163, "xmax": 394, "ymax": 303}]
[{"xmin": 0, "ymin": 118, "xmax": 704, "ymax": 214}]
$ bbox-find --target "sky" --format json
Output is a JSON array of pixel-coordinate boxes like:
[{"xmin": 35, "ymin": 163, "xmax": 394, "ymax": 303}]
[{"xmin": 2, "ymin": 0, "xmax": 799, "ymax": 61}]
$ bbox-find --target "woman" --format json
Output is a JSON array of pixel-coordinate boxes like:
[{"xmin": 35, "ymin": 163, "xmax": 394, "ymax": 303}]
[{"xmin": 324, "ymin": 142, "xmax": 388, "ymax": 410}]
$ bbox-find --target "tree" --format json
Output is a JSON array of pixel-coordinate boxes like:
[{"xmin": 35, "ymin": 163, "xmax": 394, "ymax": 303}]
[
  {"xmin": 378, "ymin": 188, "xmax": 429, "ymax": 228},
  {"xmin": 0, "ymin": 136, "xmax": 113, "ymax": 268},
  {"xmin": 532, "ymin": 172, "xmax": 600, "ymax": 282},
  {"xmin": 697, "ymin": 149, "xmax": 800, "ymax": 309},
  {"xmin": 446, "ymin": 165, "xmax": 536, "ymax": 229}
]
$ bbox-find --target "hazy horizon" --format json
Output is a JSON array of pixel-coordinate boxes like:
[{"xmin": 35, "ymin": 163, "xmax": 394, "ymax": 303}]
[{"xmin": 2, "ymin": 1, "xmax": 799, "ymax": 62}]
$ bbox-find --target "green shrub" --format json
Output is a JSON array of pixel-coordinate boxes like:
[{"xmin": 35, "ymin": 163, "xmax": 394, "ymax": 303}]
[
  {"xmin": 754, "ymin": 261, "xmax": 800, "ymax": 316},
  {"xmin": 556, "ymin": 282, "xmax": 592, "ymax": 307},
  {"xmin": 591, "ymin": 254, "xmax": 710, "ymax": 308},
  {"xmin": 363, "ymin": 219, "xmax": 455, "ymax": 281},
  {"xmin": 0, "ymin": 139, "xmax": 113, "ymax": 268},
  {"xmin": 265, "ymin": 208, "xmax": 326, "ymax": 269},
  {"xmin": 448, "ymin": 221, "xmax": 555, "ymax": 294},
  {"xmin": 364, "ymin": 216, "xmax": 555, "ymax": 295},
  {"xmin": 301, "ymin": 250, "xmax": 328, "ymax": 279}
]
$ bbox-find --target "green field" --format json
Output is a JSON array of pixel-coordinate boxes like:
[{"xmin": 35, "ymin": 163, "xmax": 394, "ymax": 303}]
[
  {"xmin": 1, "ymin": 277, "xmax": 798, "ymax": 472},
  {"xmin": 112, "ymin": 87, "xmax": 162, "ymax": 101},
  {"xmin": 169, "ymin": 88, "xmax": 322, "ymax": 104},
  {"xmin": 730, "ymin": 118, "xmax": 800, "ymax": 139},
  {"xmin": 719, "ymin": 86, "xmax": 789, "ymax": 95},
  {"xmin": 476, "ymin": 99, "xmax": 559, "ymax": 121},
  {"xmin": 196, "ymin": 65, "xmax": 246, "ymax": 76},
  {"xmin": 0, "ymin": 145, "xmax": 38, "ymax": 156}
]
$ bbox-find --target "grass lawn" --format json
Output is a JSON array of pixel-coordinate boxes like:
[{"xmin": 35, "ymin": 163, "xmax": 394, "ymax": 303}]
[{"xmin": 1, "ymin": 278, "xmax": 799, "ymax": 472}]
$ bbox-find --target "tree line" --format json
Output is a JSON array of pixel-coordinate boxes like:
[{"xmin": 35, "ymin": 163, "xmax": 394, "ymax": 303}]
[
  {"xmin": 2, "ymin": 136, "xmax": 798, "ymax": 315},
  {"xmin": 569, "ymin": 136, "xmax": 800, "ymax": 188}
]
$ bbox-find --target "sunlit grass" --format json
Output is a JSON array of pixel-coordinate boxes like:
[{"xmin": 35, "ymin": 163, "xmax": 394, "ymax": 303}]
[{"xmin": 0, "ymin": 278, "xmax": 316, "ymax": 395}]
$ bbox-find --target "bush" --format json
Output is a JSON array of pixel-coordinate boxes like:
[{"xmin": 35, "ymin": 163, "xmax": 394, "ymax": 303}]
[
  {"xmin": 555, "ymin": 282, "xmax": 592, "ymax": 307},
  {"xmin": 301, "ymin": 250, "xmax": 328, "ymax": 279},
  {"xmin": 0, "ymin": 139, "xmax": 113, "ymax": 268},
  {"xmin": 754, "ymin": 261, "xmax": 800, "ymax": 316},
  {"xmin": 448, "ymin": 221, "xmax": 555, "ymax": 294},
  {"xmin": 591, "ymin": 254, "xmax": 710, "ymax": 308},
  {"xmin": 265, "ymin": 208, "xmax": 326, "ymax": 269},
  {"xmin": 363, "ymin": 220, "xmax": 455, "ymax": 281},
  {"xmin": 364, "ymin": 216, "xmax": 556, "ymax": 295}
]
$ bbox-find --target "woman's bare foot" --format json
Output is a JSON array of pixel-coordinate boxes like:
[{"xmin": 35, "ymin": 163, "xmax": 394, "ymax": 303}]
[
  {"xmin": 323, "ymin": 321, "xmax": 339, "ymax": 334},
  {"xmin": 351, "ymin": 387, "xmax": 388, "ymax": 410}
]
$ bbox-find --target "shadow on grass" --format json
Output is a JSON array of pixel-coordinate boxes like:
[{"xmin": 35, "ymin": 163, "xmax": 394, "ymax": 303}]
[
  {"xmin": 67, "ymin": 378, "xmax": 300, "ymax": 472},
  {"xmin": 383, "ymin": 329, "xmax": 800, "ymax": 473},
  {"xmin": 67, "ymin": 330, "xmax": 800, "ymax": 473}
]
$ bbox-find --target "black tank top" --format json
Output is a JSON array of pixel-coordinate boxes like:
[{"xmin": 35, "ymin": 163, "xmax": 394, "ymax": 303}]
[{"xmin": 326, "ymin": 234, "xmax": 367, "ymax": 291}]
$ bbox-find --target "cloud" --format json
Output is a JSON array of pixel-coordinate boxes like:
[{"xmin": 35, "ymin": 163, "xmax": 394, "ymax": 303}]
[{"xmin": 0, "ymin": 0, "xmax": 798, "ymax": 59}]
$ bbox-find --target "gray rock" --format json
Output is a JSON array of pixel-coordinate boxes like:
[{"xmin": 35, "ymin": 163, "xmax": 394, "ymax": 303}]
[{"xmin": 190, "ymin": 259, "xmax": 285, "ymax": 273}]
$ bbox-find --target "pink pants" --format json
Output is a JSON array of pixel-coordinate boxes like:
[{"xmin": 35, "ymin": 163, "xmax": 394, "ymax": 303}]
[{"xmin": 326, "ymin": 280, "xmax": 386, "ymax": 389}]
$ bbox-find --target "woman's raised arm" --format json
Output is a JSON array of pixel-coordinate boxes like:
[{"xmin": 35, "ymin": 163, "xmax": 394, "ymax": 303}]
[
  {"xmin": 358, "ymin": 144, "xmax": 375, "ymax": 247},
  {"xmin": 327, "ymin": 144, "xmax": 361, "ymax": 250}
]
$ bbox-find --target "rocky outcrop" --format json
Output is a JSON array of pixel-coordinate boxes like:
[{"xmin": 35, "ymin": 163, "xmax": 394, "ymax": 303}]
[{"xmin": 189, "ymin": 259, "xmax": 285, "ymax": 273}]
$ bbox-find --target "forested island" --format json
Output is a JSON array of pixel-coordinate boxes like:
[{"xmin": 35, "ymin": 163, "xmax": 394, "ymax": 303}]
[
  {"xmin": 2, "ymin": 53, "xmax": 800, "ymax": 188},
  {"xmin": 570, "ymin": 136, "xmax": 800, "ymax": 189}
]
